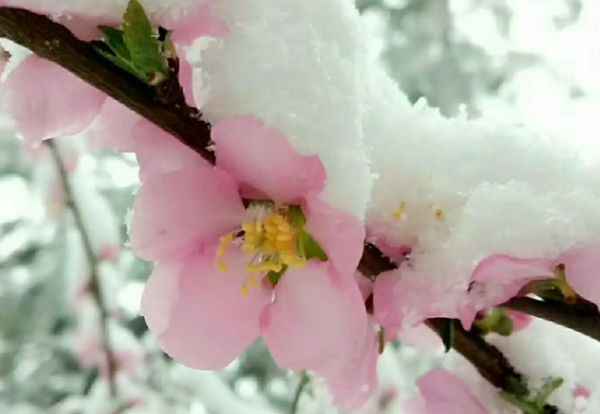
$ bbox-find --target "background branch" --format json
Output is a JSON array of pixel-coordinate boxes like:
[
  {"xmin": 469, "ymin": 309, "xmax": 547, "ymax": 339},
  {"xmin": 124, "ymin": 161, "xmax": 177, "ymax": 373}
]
[
  {"xmin": 46, "ymin": 140, "xmax": 118, "ymax": 397},
  {"xmin": 0, "ymin": 6, "xmax": 589, "ymax": 404}
]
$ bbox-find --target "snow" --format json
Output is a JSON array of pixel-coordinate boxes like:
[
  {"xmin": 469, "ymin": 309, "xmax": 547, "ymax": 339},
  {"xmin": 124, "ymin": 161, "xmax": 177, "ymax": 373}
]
[
  {"xmin": 193, "ymin": 0, "xmax": 374, "ymax": 219},
  {"xmin": 364, "ymin": 56, "xmax": 600, "ymax": 311}
]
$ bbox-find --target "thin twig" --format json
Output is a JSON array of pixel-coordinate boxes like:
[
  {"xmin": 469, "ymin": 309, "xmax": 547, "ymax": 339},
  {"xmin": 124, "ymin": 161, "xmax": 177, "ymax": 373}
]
[
  {"xmin": 47, "ymin": 140, "xmax": 118, "ymax": 397},
  {"xmin": 289, "ymin": 372, "xmax": 310, "ymax": 414}
]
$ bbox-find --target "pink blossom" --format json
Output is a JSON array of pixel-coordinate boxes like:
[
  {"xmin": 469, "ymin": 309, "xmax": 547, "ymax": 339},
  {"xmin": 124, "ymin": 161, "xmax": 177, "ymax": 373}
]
[
  {"xmin": 459, "ymin": 254, "xmax": 555, "ymax": 329},
  {"xmin": 373, "ymin": 268, "xmax": 444, "ymax": 333},
  {"xmin": 131, "ymin": 116, "xmax": 368, "ymax": 379},
  {"xmin": 1, "ymin": 9, "xmax": 215, "ymax": 149},
  {"xmin": 459, "ymin": 246, "xmax": 600, "ymax": 329},
  {"xmin": 100, "ymin": 245, "xmax": 121, "ymax": 262},
  {"xmin": 403, "ymin": 369, "xmax": 488, "ymax": 414},
  {"xmin": 1, "ymin": 55, "xmax": 105, "ymax": 146},
  {"xmin": 322, "ymin": 319, "xmax": 380, "ymax": 409}
]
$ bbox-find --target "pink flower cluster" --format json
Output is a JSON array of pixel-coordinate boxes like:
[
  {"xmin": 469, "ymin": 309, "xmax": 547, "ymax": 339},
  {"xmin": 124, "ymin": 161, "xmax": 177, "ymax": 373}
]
[
  {"xmin": 5, "ymin": 2, "xmax": 600, "ymax": 411},
  {"xmin": 130, "ymin": 116, "xmax": 380, "ymax": 408}
]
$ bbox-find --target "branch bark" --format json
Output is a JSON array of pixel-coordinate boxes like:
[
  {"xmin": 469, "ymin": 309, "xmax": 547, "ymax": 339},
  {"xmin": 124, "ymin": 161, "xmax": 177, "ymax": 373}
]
[
  {"xmin": 503, "ymin": 297, "xmax": 600, "ymax": 342},
  {"xmin": 47, "ymin": 140, "xmax": 118, "ymax": 397},
  {"xmin": 0, "ymin": 6, "xmax": 589, "ymax": 404}
]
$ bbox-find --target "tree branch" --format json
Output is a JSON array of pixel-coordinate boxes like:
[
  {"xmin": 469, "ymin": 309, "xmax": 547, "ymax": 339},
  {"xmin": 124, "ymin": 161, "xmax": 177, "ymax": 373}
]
[
  {"xmin": 503, "ymin": 297, "xmax": 600, "ymax": 342},
  {"xmin": 47, "ymin": 140, "xmax": 118, "ymax": 397},
  {"xmin": 0, "ymin": 6, "xmax": 587, "ymax": 405},
  {"xmin": 0, "ymin": 7, "xmax": 214, "ymax": 163}
]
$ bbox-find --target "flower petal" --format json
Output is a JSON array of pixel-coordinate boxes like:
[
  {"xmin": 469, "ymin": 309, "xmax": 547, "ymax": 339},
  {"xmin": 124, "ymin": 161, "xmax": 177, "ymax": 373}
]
[
  {"xmin": 417, "ymin": 369, "xmax": 488, "ymax": 414},
  {"xmin": 323, "ymin": 324, "xmax": 379, "ymax": 410},
  {"xmin": 149, "ymin": 251, "xmax": 272, "ymax": 370},
  {"xmin": 304, "ymin": 195, "xmax": 365, "ymax": 276},
  {"xmin": 373, "ymin": 270, "xmax": 404, "ymax": 331},
  {"xmin": 131, "ymin": 120, "xmax": 207, "ymax": 180},
  {"xmin": 472, "ymin": 254, "xmax": 555, "ymax": 284},
  {"xmin": 212, "ymin": 116, "xmax": 326, "ymax": 204},
  {"xmin": 87, "ymin": 98, "xmax": 140, "ymax": 152},
  {"xmin": 1, "ymin": 55, "xmax": 105, "ymax": 145},
  {"xmin": 141, "ymin": 260, "xmax": 182, "ymax": 337},
  {"xmin": 130, "ymin": 166, "xmax": 245, "ymax": 261},
  {"xmin": 459, "ymin": 254, "xmax": 555, "ymax": 329},
  {"xmin": 559, "ymin": 246, "xmax": 600, "ymax": 306},
  {"xmin": 373, "ymin": 269, "xmax": 440, "ymax": 331},
  {"xmin": 261, "ymin": 262, "xmax": 367, "ymax": 373}
]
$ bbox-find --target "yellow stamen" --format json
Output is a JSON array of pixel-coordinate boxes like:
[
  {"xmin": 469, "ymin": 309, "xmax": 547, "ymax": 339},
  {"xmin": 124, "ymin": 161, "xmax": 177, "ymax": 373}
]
[
  {"xmin": 248, "ymin": 276, "xmax": 259, "ymax": 288},
  {"xmin": 241, "ymin": 283, "xmax": 249, "ymax": 297},
  {"xmin": 435, "ymin": 209, "xmax": 444, "ymax": 220},
  {"xmin": 393, "ymin": 202, "xmax": 407, "ymax": 219},
  {"xmin": 216, "ymin": 261, "xmax": 228, "ymax": 273},
  {"xmin": 217, "ymin": 233, "xmax": 235, "ymax": 257}
]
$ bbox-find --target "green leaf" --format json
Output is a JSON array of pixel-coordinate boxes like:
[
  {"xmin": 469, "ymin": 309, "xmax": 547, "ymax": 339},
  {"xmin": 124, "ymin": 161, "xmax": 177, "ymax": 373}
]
[
  {"xmin": 534, "ymin": 378, "xmax": 563, "ymax": 409},
  {"xmin": 98, "ymin": 26, "xmax": 129, "ymax": 60},
  {"xmin": 441, "ymin": 319, "xmax": 454, "ymax": 352},
  {"xmin": 298, "ymin": 230, "xmax": 328, "ymax": 261},
  {"xmin": 94, "ymin": 46, "xmax": 146, "ymax": 81},
  {"xmin": 122, "ymin": 0, "xmax": 167, "ymax": 78},
  {"xmin": 268, "ymin": 265, "xmax": 288, "ymax": 287},
  {"xmin": 500, "ymin": 392, "xmax": 541, "ymax": 414}
]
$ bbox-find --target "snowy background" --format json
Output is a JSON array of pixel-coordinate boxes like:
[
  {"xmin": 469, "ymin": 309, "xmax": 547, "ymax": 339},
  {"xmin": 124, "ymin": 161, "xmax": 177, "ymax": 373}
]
[{"xmin": 0, "ymin": 0, "xmax": 598, "ymax": 413}]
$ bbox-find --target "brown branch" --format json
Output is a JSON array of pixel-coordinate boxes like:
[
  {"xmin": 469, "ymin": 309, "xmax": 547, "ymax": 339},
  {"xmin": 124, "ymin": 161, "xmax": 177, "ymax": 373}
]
[
  {"xmin": 503, "ymin": 297, "xmax": 600, "ymax": 342},
  {"xmin": 0, "ymin": 7, "xmax": 214, "ymax": 163},
  {"xmin": 0, "ymin": 6, "xmax": 584, "ymax": 404},
  {"xmin": 47, "ymin": 140, "xmax": 118, "ymax": 397}
]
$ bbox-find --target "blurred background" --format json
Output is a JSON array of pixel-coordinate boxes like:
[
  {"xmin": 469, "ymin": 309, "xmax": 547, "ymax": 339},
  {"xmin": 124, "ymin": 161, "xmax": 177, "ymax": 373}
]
[{"xmin": 0, "ymin": 0, "xmax": 598, "ymax": 413}]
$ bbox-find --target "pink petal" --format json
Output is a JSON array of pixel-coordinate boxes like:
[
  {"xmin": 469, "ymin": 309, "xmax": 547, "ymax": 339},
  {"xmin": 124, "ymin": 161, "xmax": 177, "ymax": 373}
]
[
  {"xmin": 87, "ymin": 98, "xmax": 140, "ymax": 152},
  {"xmin": 373, "ymin": 271, "xmax": 404, "ymax": 331},
  {"xmin": 559, "ymin": 246, "xmax": 600, "ymax": 306},
  {"xmin": 472, "ymin": 254, "xmax": 555, "ymax": 284},
  {"xmin": 212, "ymin": 116, "xmax": 327, "ymax": 205},
  {"xmin": 261, "ymin": 262, "xmax": 368, "ymax": 373},
  {"xmin": 403, "ymin": 394, "xmax": 427, "ymax": 414},
  {"xmin": 1, "ymin": 55, "xmax": 105, "ymax": 145},
  {"xmin": 417, "ymin": 369, "xmax": 488, "ymax": 414},
  {"xmin": 397, "ymin": 324, "xmax": 443, "ymax": 353},
  {"xmin": 141, "ymin": 260, "xmax": 182, "ymax": 337},
  {"xmin": 304, "ymin": 195, "xmax": 365, "ymax": 276},
  {"xmin": 355, "ymin": 272, "xmax": 374, "ymax": 302},
  {"xmin": 573, "ymin": 384, "xmax": 591, "ymax": 399},
  {"xmin": 131, "ymin": 120, "xmax": 208, "ymax": 180},
  {"xmin": 373, "ymin": 269, "xmax": 440, "ymax": 331},
  {"xmin": 460, "ymin": 254, "xmax": 555, "ymax": 329},
  {"xmin": 147, "ymin": 252, "xmax": 272, "ymax": 370},
  {"xmin": 130, "ymin": 166, "xmax": 245, "ymax": 261},
  {"xmin": 323, "ymin": 324, "xmax": 379, "ymax": 410}
]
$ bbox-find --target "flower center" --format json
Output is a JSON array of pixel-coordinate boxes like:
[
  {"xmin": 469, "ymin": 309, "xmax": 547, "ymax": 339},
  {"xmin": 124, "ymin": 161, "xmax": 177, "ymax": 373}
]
[{"xmin": 215, "ymin": 204, "xmax": 309, "ymax": 296}]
